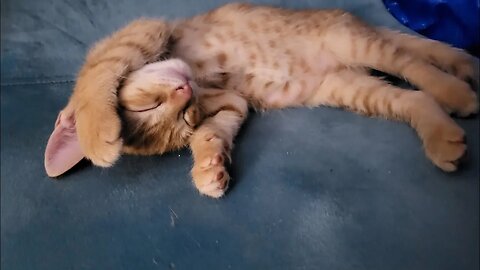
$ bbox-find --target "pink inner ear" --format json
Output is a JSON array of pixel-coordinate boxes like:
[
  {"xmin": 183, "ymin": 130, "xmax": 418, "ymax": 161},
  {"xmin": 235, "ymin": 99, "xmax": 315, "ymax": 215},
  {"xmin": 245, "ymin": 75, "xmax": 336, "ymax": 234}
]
[{"xmin": 44, "ymin": 112, "xmax": 85, "ymax": 177}]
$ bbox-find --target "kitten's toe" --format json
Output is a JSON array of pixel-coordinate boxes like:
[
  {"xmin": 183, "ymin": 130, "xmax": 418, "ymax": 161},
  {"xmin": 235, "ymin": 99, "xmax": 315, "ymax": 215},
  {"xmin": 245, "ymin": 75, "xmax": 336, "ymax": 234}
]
[
  {"xmin": 436, "ymin": 79, "xmax": 479, "ymax": 117},
  {"xmin": 450, "ymin": 58, "xmax": 479, "ymax": 91},
  {"xmin": 199, "ymin": 169, "xmax": 229, "ymax": 198},
  {"xmin": 192, "ymin": 163, "xmax": 229, "ymax": 198},
  {"xmin": 424, "ymin": 122, "xmax": 467, "ymax": 172},
  {"xmin": 200, "ymin": 153, "xmax": 224, "ymax": 169},
  {"xmin": 454, "ymin": 85, "xmax": 478, "ymax": 117},
  {"xmin": 88, "ymin": 139, "xmax": 123, "ymax": 167}
]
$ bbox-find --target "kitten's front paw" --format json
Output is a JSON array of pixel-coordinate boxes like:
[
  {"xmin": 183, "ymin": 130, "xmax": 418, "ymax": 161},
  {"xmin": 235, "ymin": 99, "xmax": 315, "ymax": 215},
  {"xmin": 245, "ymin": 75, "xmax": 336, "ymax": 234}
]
[
  {"xmin": 76, "ymin": 104, "xmax": 123, "ymax": 167},
  {"xmin": 192, "ymin": 155, "xmax": 230, "ymax": 198},
  {"xmin": 191, "ymin": 135, "xmax": 230, "ymax": 198},
  {"xmin": 183, "ymin": 104, "xmax": 203, "ymax": 128},
  {"xmin": 424, "ymin": 121, "xmax": 467, "ymax": 172}
]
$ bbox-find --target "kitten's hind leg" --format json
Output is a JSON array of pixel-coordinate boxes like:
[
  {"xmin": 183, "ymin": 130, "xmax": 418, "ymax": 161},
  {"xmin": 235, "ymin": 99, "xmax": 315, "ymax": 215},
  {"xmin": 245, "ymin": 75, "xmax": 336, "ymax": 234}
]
[
  {"xmin": 322, "ymin": 18, "xmax": 478, "ymax": 117},
  {"xmin": 305, "ymin": 69, "xmax": 467, "ymax": 171},
  {"xmin": 377, "ymin": 27, "xmax": 478, "ymax": 85}
]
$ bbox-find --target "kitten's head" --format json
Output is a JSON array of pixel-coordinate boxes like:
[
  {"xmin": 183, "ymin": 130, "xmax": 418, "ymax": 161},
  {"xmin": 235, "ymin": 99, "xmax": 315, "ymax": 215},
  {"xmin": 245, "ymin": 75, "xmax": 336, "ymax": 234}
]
[
  {"xmin": 44, "ymin": 58, "xmax": 203, "ymax": 177},
  {"xmin": 118, "ymin": 59, "xmax": 203, "ymax": 155}
]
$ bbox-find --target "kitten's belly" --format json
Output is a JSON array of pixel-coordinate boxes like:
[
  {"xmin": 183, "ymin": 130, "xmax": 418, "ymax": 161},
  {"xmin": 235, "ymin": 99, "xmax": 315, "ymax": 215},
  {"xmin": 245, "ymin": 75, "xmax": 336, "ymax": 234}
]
[{"xmin": 233, "ymin": 50, "xmax": 343, "ymax": 109}]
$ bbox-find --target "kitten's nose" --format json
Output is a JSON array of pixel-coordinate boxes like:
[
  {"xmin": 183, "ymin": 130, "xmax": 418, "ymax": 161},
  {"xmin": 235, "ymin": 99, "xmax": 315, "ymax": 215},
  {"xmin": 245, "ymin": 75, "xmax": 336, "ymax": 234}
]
[
  {"xmin": 180, "ymin": 83, "xmax": 191, "ymax": 91},
  {"xmin": 175, "ymin": 83, "xmax": 192, "ymax": 96}
]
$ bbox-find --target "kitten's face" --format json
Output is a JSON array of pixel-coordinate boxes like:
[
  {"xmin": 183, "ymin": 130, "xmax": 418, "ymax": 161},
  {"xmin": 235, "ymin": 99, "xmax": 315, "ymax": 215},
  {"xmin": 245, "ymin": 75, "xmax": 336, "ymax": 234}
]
[{"xmin": 119, "ymin": 59, "xmax": 202, "ymax": 154}]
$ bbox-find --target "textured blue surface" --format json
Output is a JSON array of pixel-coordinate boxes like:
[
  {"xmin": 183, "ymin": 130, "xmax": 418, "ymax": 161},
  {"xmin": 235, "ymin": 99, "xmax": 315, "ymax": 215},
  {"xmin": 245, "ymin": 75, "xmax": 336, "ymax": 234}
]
[
  {"xmin": 384, "ymin": 0, "xmax": 480, "ymax": 51},
  {"xmin": 1, "ymin": 1, "xmax": 479, "ymax": 270}
]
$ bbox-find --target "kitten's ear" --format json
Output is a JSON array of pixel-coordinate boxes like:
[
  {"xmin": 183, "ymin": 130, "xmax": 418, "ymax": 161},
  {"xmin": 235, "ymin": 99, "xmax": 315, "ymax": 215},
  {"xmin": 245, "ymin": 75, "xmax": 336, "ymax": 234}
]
[{"xmin": 44, "ymin": 111, "xmax": 85, "ymax": 177}]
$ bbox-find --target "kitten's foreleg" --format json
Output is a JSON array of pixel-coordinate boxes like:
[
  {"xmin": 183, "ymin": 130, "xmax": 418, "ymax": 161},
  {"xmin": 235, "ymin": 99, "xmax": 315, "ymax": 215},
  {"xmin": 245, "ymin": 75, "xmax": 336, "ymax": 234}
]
[
  {"xmin": 69, "ymin": 19, "xmax": 171, "ymax": 167},
  {"xmin": 189, "ymin": 90, "xmax": 248, "ymax": 198},
  {"xmin": 305, "ymin": 69, "xmax": 467, "ymax": 172}
]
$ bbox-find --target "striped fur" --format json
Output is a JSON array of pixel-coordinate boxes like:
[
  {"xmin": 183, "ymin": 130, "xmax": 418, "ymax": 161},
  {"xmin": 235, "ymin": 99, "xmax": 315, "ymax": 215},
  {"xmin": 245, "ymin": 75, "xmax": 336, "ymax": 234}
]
[{"xmin": 60, "ymin": 3, "xmax": 478, "ymax": 198}]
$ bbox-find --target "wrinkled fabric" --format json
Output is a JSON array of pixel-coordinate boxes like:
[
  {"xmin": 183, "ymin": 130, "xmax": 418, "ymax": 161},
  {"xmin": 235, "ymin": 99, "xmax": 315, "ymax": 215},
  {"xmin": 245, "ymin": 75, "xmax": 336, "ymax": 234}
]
[{"xmin": 384, "ymin": 0, "xmax": 480, "ymax": 54}]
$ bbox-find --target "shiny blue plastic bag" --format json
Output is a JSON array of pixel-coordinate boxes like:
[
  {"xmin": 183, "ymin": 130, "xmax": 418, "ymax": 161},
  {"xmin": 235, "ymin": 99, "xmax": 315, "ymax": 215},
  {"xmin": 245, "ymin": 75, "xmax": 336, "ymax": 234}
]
[{"xmin": 384, "ymin": 0, "xmax": 479, "ymax": 54}]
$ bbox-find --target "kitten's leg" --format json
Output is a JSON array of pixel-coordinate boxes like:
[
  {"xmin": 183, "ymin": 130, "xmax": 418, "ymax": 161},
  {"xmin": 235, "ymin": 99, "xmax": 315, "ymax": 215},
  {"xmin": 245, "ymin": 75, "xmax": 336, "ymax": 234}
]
[
  {"xmin": 322, "ymin": 19, "xmax": 478, "ymax": 116},
  {"xmin": 377, "ymin": 27, "xmax": 477, "ymax": 84},
  {"xmin": 189, "ymin": 90, "xmax": 248, "ymax": 198},
  {"xmin": 68, "ymin": 19, "xmax": 171, "ymax": 166},
  {"xmin": 305, "ymin": 69, "xmax": 466, "ymax": 172}
]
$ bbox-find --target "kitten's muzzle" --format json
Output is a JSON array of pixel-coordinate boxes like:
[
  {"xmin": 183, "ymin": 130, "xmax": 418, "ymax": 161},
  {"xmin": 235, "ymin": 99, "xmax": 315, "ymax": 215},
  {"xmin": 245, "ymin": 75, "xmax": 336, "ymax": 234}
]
[{"xmin": 174, "ymin": 83, "xmax": 192, "ymax": 97}]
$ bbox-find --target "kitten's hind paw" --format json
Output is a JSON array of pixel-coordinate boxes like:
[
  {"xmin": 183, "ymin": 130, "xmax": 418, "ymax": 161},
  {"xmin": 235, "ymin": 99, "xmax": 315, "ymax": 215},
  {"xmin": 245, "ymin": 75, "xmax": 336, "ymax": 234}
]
[
  {"xmin": 451, "ymin": 81, "xmax": 479, "ymax": 117},
  {"xmin": 424, "ymin": 121, "xmax": 467, "ymax": 172},
  {"xmin": 432, "ymin": 77, "xmax": 479, "ymax": 117}
]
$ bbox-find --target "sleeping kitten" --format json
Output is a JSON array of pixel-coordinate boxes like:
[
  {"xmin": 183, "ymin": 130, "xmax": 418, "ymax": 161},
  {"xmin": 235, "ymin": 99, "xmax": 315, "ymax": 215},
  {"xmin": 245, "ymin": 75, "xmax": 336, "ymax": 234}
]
[{"xmin": 45, "ymin": 3, "xmax": 478, "ymax": 198}]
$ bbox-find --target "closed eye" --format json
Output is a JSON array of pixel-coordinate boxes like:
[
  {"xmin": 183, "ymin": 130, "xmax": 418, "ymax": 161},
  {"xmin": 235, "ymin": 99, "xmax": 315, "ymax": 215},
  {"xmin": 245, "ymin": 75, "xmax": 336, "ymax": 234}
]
[{"xmin": 124, "ymin": 102, "xmax": 162, "ymax": 113}]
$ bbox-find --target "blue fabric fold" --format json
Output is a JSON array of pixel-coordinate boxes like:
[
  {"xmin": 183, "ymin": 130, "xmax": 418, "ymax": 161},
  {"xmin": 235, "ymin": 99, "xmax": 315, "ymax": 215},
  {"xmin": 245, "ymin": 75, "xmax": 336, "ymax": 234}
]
[{"xmin": 384, "ymin": 0, "xmax": 480, "ymax": 54}]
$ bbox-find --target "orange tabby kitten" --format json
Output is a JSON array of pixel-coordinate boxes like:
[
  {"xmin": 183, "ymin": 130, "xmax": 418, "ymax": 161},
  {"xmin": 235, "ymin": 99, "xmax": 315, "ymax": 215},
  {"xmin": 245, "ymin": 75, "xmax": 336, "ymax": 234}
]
[{"xmin": 45, "ymin": 3, "xmax": 478, "ymax": 198}]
